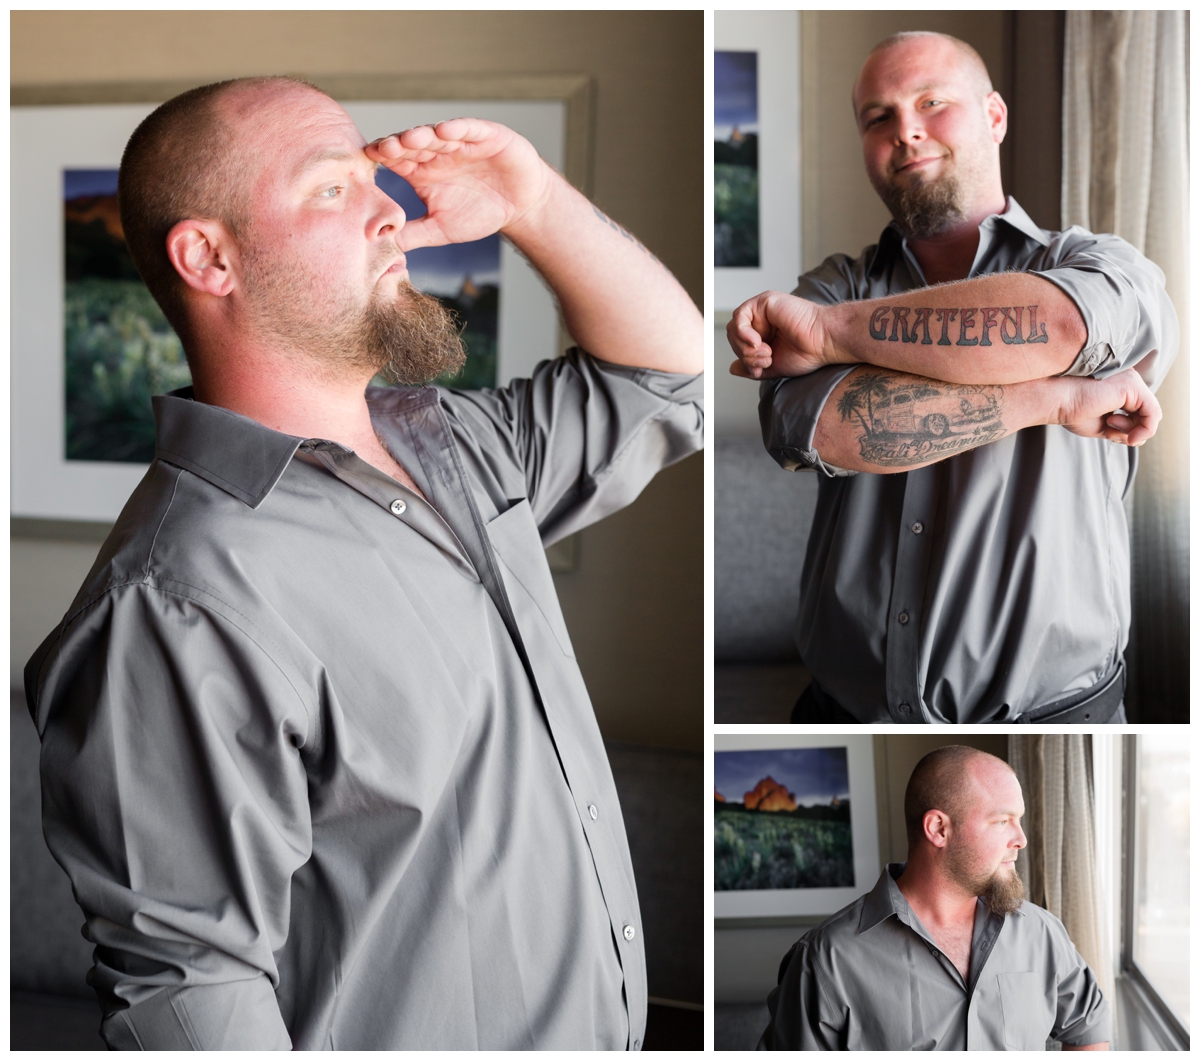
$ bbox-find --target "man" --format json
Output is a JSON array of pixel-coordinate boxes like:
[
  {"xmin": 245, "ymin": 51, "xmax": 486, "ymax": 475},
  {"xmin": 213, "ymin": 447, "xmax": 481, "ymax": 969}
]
[
  {"xmin": 727, "ymin": 32, "xmax": 1176, "ymax": 723},
  {"xmin": 25, "ymin": 77, "xmax": 702, "ymax": 1050},
  {"xmin": 759, "ymin": 746, "xmax": 1110, "ymax": 1050}
]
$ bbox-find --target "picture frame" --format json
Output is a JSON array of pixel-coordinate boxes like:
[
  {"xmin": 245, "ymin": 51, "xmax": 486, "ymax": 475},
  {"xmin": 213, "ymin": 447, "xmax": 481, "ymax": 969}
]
[
  {"xmin": 714, "ymin": 10, "xmax": 801, "ymax": 311},
  {"xmin": 714, "ymin": 733, "xmax": 880, "ymax": 918},
  {"xmin": 12, "ymin": 75, "xmax": 593, "ymax": 524}
]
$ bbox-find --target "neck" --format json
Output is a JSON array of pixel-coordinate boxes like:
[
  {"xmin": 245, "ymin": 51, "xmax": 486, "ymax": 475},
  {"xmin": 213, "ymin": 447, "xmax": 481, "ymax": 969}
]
[
  {"xmin": 895, "ymin": 855, "xmax": 979, "ymax": 931},
  {"xmin": 904, "ymin": 190, "xmax": 1009, "ymax": 285},
  {"xmin": 186, "ymin": 332, "xmax": 420, "ymax": 493}
]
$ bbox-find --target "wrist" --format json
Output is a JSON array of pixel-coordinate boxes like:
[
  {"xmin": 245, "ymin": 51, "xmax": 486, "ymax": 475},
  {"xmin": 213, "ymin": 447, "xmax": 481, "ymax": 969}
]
[
  {"xmin": 498, "ymin": 161, "xmax": 566, "ymax": 247},
  {"xmin": 818, "ymin": 302, "xmax": 858, "ymax": 367}
]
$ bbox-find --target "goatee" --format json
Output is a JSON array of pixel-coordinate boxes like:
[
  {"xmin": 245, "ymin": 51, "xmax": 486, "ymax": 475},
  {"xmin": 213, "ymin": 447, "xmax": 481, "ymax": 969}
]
[
  {"xmin": 945, "ymin": 837, "xmax": 1026, "ymax": 917},
  {"xmin": 978, "ymin": 865, "xmax": 1026, "ymax": 917},
  {"xmin": 875, "ymin": 168, "xmax": 967, "ymax": 241},
  {"xmin": 362, "ymin": 280, "xmax": 466, "ymax": 387}
]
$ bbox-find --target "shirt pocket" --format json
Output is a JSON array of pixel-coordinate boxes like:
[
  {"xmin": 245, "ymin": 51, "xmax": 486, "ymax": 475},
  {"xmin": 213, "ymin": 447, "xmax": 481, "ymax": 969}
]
[
  {"xmin": 486, "ymin": 498, "xmax": 577, "ymax": 658},
  {"xmin": 998, "ymin": 970, "xmax": 1056, "ymax": 1050}
]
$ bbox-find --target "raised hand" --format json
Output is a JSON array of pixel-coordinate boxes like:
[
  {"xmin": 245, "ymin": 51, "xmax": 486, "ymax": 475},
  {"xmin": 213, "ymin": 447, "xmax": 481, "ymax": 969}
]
[
  {"xmin": 1057, "ymin": 368, "xmax": 1161, "ymax": 446},
  {"xmin": 727, "ymin": 291, "xmax": 834, "ymax": 379},
  {"xmin": 365, "ymin": 118, "xmax": 553, "ymax": 250}
]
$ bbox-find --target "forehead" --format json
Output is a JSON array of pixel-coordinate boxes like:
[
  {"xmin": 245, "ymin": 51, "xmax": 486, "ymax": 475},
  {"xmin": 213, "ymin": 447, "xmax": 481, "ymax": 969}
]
[
  {"xmin": 219, "ymin": 83, "xmax": 367, "ymax": 183},
  {"xmin": 963, "ymin": 758, "xmax": 1024, "ymax": 816},
  {"xmin": 854, "ymin": 38, "xmax": 977, "ymax": 113}
]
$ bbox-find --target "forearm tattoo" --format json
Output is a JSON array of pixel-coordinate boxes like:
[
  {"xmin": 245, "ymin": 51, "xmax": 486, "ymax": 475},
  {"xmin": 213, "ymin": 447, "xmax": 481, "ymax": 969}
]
[
  {"xmin": 837, "ymin": 370, "xmax": 1006, "ymax": 467},
  {"xmin": 593, "ymin": 206, "xmax": 662, "ymax": 265},
  {"xmin": 866, "ymin": 305, "xmax": 1050, "ymax": 346}
]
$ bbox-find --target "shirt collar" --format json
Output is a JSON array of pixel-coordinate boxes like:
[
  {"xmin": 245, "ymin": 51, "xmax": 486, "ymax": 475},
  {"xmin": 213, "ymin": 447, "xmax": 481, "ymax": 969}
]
[
  {"xmin": 859, "ymin": 861, "xmax": 1026, "ymax": 935},
  {"xmin": 152, "ymin": 385, "xmax": 434, "ymax": 510},
  {"xmin": 867, "ymin": 194, "xmax": 1051, "ymax": 276}
]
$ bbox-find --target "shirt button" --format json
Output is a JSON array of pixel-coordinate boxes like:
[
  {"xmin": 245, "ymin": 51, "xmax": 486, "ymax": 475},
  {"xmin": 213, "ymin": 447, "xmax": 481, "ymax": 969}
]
[
  {"xmin": 898, "ymin": 702, "xmax": 912, "ymax": 715},
  {"xmin": 623, "ymin": 925, "xmax": 636, "ymax": 941},
  {"xmin": 588, "ymin": 804, "xmax": 598, "ymax": 820},
  {"xmin": 898, "ymin": 611, "xmax": 909, "ymax": 625},
  {"xmin": 389, "ymin": 499, "xmax": 407, "ymax": 516},
  {"xmin": 911, "ymin": 521, "xmax": 924, "ymax": 534},
  {"xmin": 634, "ymin": 1040, "xmax": 641, "ymax": 1050}
]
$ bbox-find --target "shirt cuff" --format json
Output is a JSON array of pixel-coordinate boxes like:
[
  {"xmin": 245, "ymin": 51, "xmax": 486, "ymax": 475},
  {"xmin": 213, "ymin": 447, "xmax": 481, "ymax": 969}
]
[{"xmin": 759, "ymin": 367, "xmax": 859, "ymax": 477}]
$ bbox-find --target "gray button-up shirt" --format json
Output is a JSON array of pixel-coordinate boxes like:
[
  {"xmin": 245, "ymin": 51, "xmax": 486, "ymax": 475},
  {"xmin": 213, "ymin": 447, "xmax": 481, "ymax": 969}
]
[
  {"xmin": 759, "ymin": 863, "xmax": 1110, "ymax": 1050},
  {"xmin": 25, "ymin": 350, "xmax": 703, "ymax": 1050},
  {"xmin": 761, "ymin": 198, "xmax": 1177, "ymax": 721}
]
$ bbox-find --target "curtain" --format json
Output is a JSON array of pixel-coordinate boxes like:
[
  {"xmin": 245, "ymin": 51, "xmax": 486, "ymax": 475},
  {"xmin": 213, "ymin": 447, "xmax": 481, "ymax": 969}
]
[
  {"xmin": 1008, "ymin": 736, "xmax": 1115, "ymax": 1024},
  {"xmin": 1061, "ymin": 11, "xmax": 1189, "ymax": 720}
]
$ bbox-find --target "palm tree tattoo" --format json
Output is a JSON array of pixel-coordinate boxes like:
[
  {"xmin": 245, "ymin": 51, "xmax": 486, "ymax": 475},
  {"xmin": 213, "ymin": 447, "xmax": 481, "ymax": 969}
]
[{"xmin": 838, "ymin": 370, "xmax": 1005, "ymax": 467}]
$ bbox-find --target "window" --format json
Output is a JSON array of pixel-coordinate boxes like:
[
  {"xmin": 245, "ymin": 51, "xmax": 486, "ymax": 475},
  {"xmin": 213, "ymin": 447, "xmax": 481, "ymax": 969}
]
[{"xmin": 1122, "ymin": 732, "xmax": 1190, "ymax": 1046}]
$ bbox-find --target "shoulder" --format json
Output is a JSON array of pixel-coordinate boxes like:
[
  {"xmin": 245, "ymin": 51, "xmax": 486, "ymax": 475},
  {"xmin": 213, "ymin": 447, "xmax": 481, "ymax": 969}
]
[
  {"xmin": 1007, "ymin": 901, "xmax": 1083, "ymax": 965},
  {"xmin": 790, "ymin": 894, "xmax": 870, "ymax": 967},
  {"xmin": 794, "ymin": 247, "xmax": 882, "ymax": 305}
]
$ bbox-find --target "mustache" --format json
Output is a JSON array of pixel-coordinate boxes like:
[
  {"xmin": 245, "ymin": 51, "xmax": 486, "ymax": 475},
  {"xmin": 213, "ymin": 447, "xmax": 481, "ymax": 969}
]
[{"xmin": 890, "ymin": 149, "xmax": 951, "ymax": 176}]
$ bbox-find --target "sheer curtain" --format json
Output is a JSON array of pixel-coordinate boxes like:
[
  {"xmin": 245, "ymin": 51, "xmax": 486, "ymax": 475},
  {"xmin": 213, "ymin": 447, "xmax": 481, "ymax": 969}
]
[
  {"xmin": 1008, "ymin": 736, "xmax": 1115, "ymax": 1022},
  {"xmin": 1061, "ymin": 10, "xmax": 1189, "ymax": 720}
]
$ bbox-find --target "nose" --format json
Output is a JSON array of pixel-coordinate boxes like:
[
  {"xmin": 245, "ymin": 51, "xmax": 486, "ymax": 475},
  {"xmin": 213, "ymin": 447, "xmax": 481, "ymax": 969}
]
[
  {"xmin": 368, "ymin": 180, "xmax": 406, "ymax": 239},
  {"xmin": 894, "ymin": 106, "xmax": 926, "ymax": 146},
  {"xmin": 1012, "ymin": 822, "xmax": 1027, "ymax": 850}
]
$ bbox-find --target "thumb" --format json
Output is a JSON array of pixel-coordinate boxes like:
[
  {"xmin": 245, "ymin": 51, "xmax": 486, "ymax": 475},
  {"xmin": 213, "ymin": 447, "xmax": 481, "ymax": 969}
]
[{"xmin": 397, "ymin": 216, "xmax": 448, "ymax": 252}]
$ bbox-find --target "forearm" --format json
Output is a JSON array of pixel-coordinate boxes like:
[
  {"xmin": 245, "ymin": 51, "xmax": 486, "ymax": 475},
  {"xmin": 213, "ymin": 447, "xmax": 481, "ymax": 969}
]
[
  {"xmin": 502, "ymin": 168, "xmax": 703, "ymax": 374},
  {"xmin": 1062, "ymin": 1042, "xmax": 1109, "ymax": 1051},
  {"xmin": 822, "ymin": 273, "xmax": 1087, "ymax": 384},
  {"xmin": 813, "ymin": 366, "xmax": 1071, "ymax": 474}
]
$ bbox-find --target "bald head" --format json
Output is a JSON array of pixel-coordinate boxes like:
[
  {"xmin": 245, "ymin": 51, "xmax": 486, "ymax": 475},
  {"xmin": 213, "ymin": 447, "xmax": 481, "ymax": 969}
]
[
  {"xmin": 118, "ymin": 76, "xmax": 329, "ymax": 336},
  {"xmin": 854, "ymin": 31, "xmax": 993, "ymax": 118},
  {"xmin": 904, "ymin": 746, "xmax": 1015, "ymax": 850}
]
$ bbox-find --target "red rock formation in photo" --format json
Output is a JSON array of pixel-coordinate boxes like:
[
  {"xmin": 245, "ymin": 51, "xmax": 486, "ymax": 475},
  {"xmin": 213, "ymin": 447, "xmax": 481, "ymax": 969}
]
[{"xmin": 743, "ymin": 776, "xmax": 797, "ymax": 812}]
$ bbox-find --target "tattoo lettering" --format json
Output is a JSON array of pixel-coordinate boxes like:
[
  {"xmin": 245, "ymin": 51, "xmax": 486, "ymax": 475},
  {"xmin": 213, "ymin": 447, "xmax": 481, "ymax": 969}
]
[
  {"xmin": 837, "ymin": 370, "xmax": 1006, "ymax": 467},
  {"xmin": 593, "ymin": 206, "xmax": 662, "ymax": 265},
  {"xmin": 868, "ymin": 305, "xmax": 1050, "ymax": 347}
]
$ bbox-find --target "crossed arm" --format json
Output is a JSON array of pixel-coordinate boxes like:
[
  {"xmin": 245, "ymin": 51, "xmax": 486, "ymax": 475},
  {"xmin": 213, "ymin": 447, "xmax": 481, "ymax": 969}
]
[
  {"xmin": 728, "ymin": 275, "xmax": 1160, "ymax": 473},
  {"xmin": 368, "ymin": 118, "xmax": 702, "ymax": 377}
]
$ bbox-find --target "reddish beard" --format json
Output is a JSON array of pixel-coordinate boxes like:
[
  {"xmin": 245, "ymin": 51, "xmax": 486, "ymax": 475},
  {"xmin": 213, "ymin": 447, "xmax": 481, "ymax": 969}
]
[{"xmin": 944, "ymin": 839, "xmax": 1026, "ymax": 916}]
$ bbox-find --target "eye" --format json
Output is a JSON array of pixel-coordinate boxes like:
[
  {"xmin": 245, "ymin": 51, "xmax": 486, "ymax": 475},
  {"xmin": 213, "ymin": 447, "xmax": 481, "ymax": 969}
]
[{"xmin": 318, "ymin": 185, "xmax": 342, "ymax": 199}]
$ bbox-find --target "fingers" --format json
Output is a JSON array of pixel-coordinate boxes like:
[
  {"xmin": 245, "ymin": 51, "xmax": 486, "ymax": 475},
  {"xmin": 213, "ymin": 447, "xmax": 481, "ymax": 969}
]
[
  {"xmin": 367, "ymin": 119, "xmax": 492, "ymax": 162},
  {"xmin": 726, "ymin": 294, "xmax": 776, "ymax": 378}
]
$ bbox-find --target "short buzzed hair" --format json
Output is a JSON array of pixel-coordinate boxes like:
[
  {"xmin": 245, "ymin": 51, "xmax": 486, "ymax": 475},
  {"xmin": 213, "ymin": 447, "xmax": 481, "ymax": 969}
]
[
  {"xmin": 118, "ymin": 75, "xmax": 325, "ymax": 335},
  {"xmin": 868, "ymin": 31, "xmax": 994, "ymax": 95},
  {"xmin": 903, "ymin": 745, "xmax": 1011, "ymax": 849}
]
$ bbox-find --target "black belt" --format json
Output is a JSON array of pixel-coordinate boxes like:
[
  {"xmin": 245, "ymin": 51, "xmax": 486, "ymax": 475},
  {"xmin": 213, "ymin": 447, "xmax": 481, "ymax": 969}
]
[
  {"xmin": 792, "ymin": 662, "xmax": 1125, "ymax": 725},
  {"xmin": 1014, "ymin": 662, "xmax": 1125, "ymax": 724}
]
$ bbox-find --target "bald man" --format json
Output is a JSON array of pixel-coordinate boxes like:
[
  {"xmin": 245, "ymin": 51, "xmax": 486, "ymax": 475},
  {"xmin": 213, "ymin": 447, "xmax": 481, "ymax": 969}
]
[
  {"xmin": 728, "ymin": 32, "xmax": 1176, "ymax": 723},
  {"xmin": 759, "ymin": 746, "xmax": 1111, "ymax": 1050},
  {"xmin": 26, "ymin": 77, "xmax": 702, "ymax": 1050}
]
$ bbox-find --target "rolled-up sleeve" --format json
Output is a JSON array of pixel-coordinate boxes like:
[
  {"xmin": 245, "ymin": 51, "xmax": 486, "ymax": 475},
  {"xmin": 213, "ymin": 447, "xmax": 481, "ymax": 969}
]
[
  {"xmin": 757, "ymin": 255, "xmax": 863, "ymax": 477},
  {"xmin": 26, "ymin": 583, "xmax": 313, "ymax": 1050},
  {"xmin": 758, "ymin": 939, "xmax": 845, "ymax": 1050},
  {"xmin": 441, "ymin": 347, "xmax": 704, "ymax": 544},
  {"xmin": 1033, "ymin": 229, "xmax": 1179, "ymax": 390}
]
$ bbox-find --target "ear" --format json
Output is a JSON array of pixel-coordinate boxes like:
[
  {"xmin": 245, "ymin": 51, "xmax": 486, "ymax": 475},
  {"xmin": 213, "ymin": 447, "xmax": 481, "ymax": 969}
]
[
  {"xmin": 923, "ymin": 808, "xmax": 952, "ymax": 849},
  {"xmin": 165, "ymin": 219, "xmax": 239, "ymax": 298},
  {"xmin": 984, "ymin": 90, "xmax": 1008, "ymax": 145}
]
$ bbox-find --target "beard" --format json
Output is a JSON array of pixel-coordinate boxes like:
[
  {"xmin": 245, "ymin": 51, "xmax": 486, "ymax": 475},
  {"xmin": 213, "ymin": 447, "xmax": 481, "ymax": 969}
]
[
  {"xmin": 945, "ymin": 840, "xmax": 1026, "ymax": 917},
  {"xmin": 241, "ymin": 243, "xmax": 466, "ymax": 387},
  {"xmin": 872, "ymin": 165, "xmax": 967, "ymax": 241}
]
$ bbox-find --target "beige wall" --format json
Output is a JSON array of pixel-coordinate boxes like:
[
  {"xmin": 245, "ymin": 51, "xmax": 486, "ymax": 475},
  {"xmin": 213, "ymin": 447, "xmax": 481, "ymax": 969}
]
[{"xmin": 10, "ymin": 11, "xmax": 703, "ymax": 750}]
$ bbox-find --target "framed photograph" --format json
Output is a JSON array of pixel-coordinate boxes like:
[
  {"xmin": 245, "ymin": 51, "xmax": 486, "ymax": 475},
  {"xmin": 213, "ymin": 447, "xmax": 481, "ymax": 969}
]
[
  {"xmin": 714, "ymin": 733, "xmax": 879, "ymax": 918},
  {"xmin": 13, "ymin": 75, "xmax": 591, "ymax": 523},
  {"xmin": 714, "ymin": 10, "xmax": 801, "ymax": 310}
]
